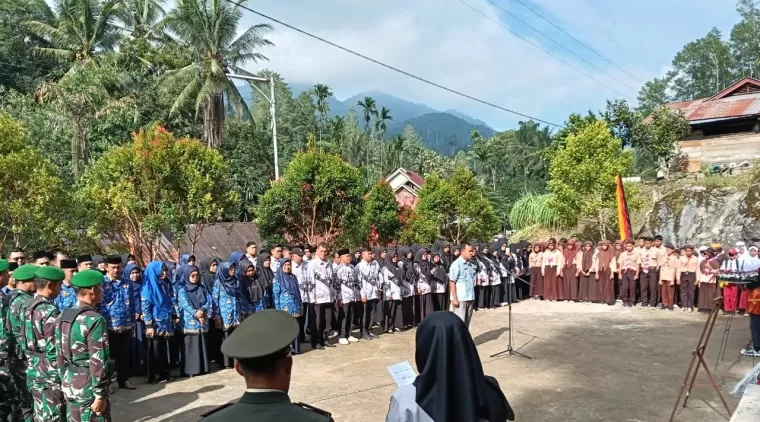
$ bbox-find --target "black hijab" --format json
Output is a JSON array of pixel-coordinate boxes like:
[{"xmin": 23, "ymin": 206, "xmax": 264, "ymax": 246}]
[
  {"xmin": 198, "ymin": 257, "xmax": 218, "ymax": 290},
  {"xmin": 351, "ymin": 248, "xmax": 362, "ymax": 266},
  {"xmin": 414, "ymin": 311, "xmax": 514, "ymax": 422},
  {"xmin": 442, "ymin": 242, "xmax": 453, "ymax": 269},
  {"xmin": 414, "ymin": 248, "xmax": 431, "ymax": 278},
  {"xmin": 478, "ymin": 243, "xmax": 493, "ymax": 271},
  {"xmin": 384, "ymin": 248, "xmax": 404, "ymax": 281},
  {"xmin": 255, "ymin": 252, "xmax": 275, "ymax": 289},
  {"xmin": 215, "ymin": 261, "xmax": 239, "ymax": 296},
  {"xmin": 183, "ymin": 265, "xmax": 207, "ymax": 310},
  {"xmin": 398, "ymin": 246, "xmax": 415, "ymax": 282},
  {"xmin": 431, "ymin": 251, "xmax": 448, "ymax": 285}
]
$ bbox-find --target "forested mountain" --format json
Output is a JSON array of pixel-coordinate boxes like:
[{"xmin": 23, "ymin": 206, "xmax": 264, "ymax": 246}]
[{"xmin": 386, "ymin": 112, "xmax": 495, "ymax": 155}]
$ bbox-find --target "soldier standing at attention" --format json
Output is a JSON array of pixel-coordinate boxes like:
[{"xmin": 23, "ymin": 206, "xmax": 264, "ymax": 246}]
[
  {"xmin": 9, "ymin": 264, "xmax": 38, "ymax": 422},
  {"xmin": 56, "ymin": 269, "xmax": 113, "ymax": 422},
  {"xmin": 0, "ymin": 259, "xmax": 15, "ymax": 419},
  {"xmin": 201, "ymin": 310, "xmax": 333, "ymax": 422}
]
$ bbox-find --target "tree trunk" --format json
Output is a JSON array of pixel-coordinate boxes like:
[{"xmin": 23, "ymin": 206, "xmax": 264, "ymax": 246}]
[
  {"xmin": 203, "ymin": 94, "xmax": 224, "ymax": 148},
  {"xmin": 72, "ymin": 122, "xmax": 86, "ymax": 179}
]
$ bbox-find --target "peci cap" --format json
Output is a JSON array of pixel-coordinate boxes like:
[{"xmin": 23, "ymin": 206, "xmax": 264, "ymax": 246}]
[
  {"xmin": 104, "ymin": 255, "xmax": 122, "ymax": 265},
  {"xmin": 221, "ymin": 310, "xmax": 298, "ymax": 360},
  {"xmin": 290, "ymin": 247, "xmax": 303, "ymax": 256},
  {"xmin": 76, "ymin": 255, "xmax": 93, "ymax": 264},
  {"xmin": 32, "ymin": 251, "xmax": 48, "ymax": 261},
  {"xmin": 70, "ymin": 270, "xmax": 104, "ymax": 288},
  {"xmin": 13, "ymin": 264, "xmax": 39, "ymax": 282},
  {"xmin": 0, "ymin": 259, "xmax": 8, "ymax": 272},
  {"xmin": 59, "ymin": 258, "xmax": 78, "ymax": 269},
  {"xmin": 665, "ymin": 243, "xmax": 675, "ymax": 250},
  {"xmin": 36, "ymin": 266, "xmax": 65, "ymax": 282},
  {"xmin": 337, "ymin": 249, "xmax": 350, "ymax": 256}
]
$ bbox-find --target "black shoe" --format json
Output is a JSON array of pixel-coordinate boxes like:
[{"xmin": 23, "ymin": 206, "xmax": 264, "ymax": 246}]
[
  {"xmin": 119, "ymin": 381, "xmax": 137, "ymax": 390},
  {"xmin": 362, "ymin": 332, "xmax": 373, "ymax": 340},
  {"xmin": 314, "ymin": 344, "xmax": 325, "ymax": 350},
  {"xmin": 146, "ymin": 378, "xmax": 158, "ymax": 385},
  {"xmin": 369, "ymin": 332, "xmax": 380, "ymax": 339},
  {"xmin": 324, "ymin": 342, "xmax": 336, "ymax": 348}
]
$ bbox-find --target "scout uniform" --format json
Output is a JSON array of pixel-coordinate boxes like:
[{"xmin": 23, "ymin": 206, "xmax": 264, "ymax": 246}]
[
  {"xmin": 658, "ymin": 244, "xmax": 679, "ymax": 310},
  {"xmin": 617, "ymin": 249, "xmax": 640, "ymax": 307},
  {"xmin": 639, "ymin": 246, "xmax": 660, "ymax": 307},
  {"xmin": 55, "ymin": 270, "xmax": 114, "ymax": 422},
  {"xmin": 677, "ymin": 247, "xmax": 699, "ymax": 312},
  {"xmin": 201, "ymin": 310, "xmax": 333, "ymax": 422},
  {"xmin": 0, "ymin": 259, "xmax": 15, "ymax": 419},
  {"xmin": 8, "ymin": 264, "xmax": 39, "ymax": 422},
  {"xmin": 24, "ymin": 266, "xmax": 65, "ymax": 421}
]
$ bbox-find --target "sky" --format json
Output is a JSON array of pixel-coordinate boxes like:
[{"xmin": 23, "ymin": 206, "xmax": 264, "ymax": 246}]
[{"xmin": 239, "ymin": 0, "xmax": 740, "ymax": 130}]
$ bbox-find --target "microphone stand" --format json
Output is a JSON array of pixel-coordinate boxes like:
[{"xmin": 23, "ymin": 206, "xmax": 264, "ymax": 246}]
[{"xmin": 490, "ymin": 270, "xmax": 532, "ymax": 359}]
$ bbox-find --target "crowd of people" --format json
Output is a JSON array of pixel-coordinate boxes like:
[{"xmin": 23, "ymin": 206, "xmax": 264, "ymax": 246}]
[{"xmin": 1, "ymin": 234, "xmax": 759, "ymax": 421}]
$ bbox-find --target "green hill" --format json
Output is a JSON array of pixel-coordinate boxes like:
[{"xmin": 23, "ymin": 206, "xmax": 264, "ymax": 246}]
[{"xmin": 385, "ymin": 112, "xmax": 495, "ymax": 155}]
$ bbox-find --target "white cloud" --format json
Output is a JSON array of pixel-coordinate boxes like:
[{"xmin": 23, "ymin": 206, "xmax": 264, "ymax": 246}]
[{"xmin": 238, "ymin": 0, "xmax": 738, "ymax": 129}]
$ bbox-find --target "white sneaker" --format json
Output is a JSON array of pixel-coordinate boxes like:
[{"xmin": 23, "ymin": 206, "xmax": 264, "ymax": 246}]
[
  {"xmin": 348, "ymin": 336, "xmax": 359, "ymax": 343},
  {"xmin": 339, "ymin": 338, "xmax": 349, "ymax": 345}
]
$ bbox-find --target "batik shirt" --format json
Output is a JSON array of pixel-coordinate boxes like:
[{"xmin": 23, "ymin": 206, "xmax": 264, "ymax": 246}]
[
  {"xmin": 293, "ymin": 261, "xmax": 313, "ymax": 303},
  {"xmin": 273, "ymin": 278, "xmax": 303, "ymax": 316},
  {"xmin": 8, "ymin": 290, "xmax": 33, "ymax": 361},
  {"xmin": 100, "ymin": 275, "xmax": 134, "ymax": 332},
  {"xmin": 357, "ymin": 260, "xmax": 381, "ymax": 300},
  {"xmin": 307, "ymin": 257, "xmax": 336, "ymax": 304},
  {"xmin": 212, "ymin": 281, "xmax": 251, "ymax": 330},
  {"xmin": 24, "ymin": 295, "xmax": 61, "ymax": 390},
  {"xmin": 398, "ymin": 261, "xmax": 414, "ymax": 298},
  {"xmin": 177, "ymin": 286, "xmax": 212, "ymax": 334},
  {"xmin": 381, "ymin": 267, "xmax": 402, "ymax": 300},
  {"xmin": 141, "ymin": 279, "xmax": 177, "ymax": 336},
  {"xmin": 54, "ymin": 283, "xmax": 78, "ymax": 312},
  {"xmin": 414, "ymin": 263, "xmax": 432, "ymax": 295},
  {"xmin": 55, "ymin": 304, "xmax": 110, "ymax": 403},
  {"xmin": 336, "ymin": 264, "xmax": 360, "ymax": 303}
]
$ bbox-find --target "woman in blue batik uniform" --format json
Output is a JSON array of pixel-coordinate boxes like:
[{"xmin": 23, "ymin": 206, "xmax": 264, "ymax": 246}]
[
  {"xmin": 124, "ymin": 262, "xmax": 146, "ymax": 377},
  {"xmin": 177, "ymin": 264, "xmax": 212, "ymax": 377},
  {"xmin": 212, "ymin": 261, "xmax": 250, "ymax": 368},
  {"xmin": 141, "ymin": 261, "xmax": 178, "ymax": 383},
  {"xmin": 273, "ymin": 258, "xmax": 303, "ymax": 352}
]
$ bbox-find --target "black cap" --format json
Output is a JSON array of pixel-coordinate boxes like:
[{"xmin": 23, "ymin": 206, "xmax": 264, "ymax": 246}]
[
  {"xmin": 60, "ymin": 258, "xmax": 78, "ymax": 269},
  {"xmin": 290, "ymin": 247, "xmax": 303, "ymax": 256},
  {"xmin": 665, "ymin": 243, "xmax": 675, "ymax": 249},
  {"xmin": 32, "ymin": 251, "xmax": 48, "ymax": 261},
  {"xmin": 104, "ymin": 255, "xmax": 122, "ymax": 265},
  {"xmin": 337, "ymin": 248, "xmax": 350, "ymax": 256},
  {"xmin": 221, "ymin": 310, "xmax": 298, "ymax": 359},
  {"xmin": 77, "ymin": 255, "xmax": 93, "ymax": 264}
]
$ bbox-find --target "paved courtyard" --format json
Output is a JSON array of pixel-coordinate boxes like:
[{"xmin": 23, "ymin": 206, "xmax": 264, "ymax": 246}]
[{"xmin": 112, "ymin": 300, "xmax": 756, "ymax": 421}]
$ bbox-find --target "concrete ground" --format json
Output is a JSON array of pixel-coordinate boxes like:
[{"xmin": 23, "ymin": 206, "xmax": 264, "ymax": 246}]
[{"xmin": 112, "ymin": 301, "xmax": 757, "ymax": 421}]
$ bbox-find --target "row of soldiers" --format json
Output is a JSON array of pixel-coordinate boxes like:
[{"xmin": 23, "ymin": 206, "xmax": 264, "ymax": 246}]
[{"xmin": 0, "ymin": 260, "xmax": 113, "ymax": 422}]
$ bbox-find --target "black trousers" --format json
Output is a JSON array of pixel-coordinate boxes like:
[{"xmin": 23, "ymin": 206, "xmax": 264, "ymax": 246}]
[
  {"xmin": 751, "ymin": 314, "xmax": 760, "ymax": 351},
  {"xmin": 221, "ymin": 327, "xmax": 236, "ymax": 368},
  {"xmin": 362, "ymin": 299, "xmax": 378, "ymax": 335},
  {"xmin": 108, "ymin": 330, "xmax": 131, "ymax": 383},
  {"xmin": 383, "ymin": 299, "xmax": 400, "ymax": 331},
  {"xmin": 640, "ymin": 269, "xmax": 658, "ymax": 306},
  {"xmin": 146, "ymin": 336, "xmax": 171, "ymax": 380},
  {"xmin": 297, "ymin": 304, "xmax": 309, "ymax": 341},
  {"xmin": 312, "ymin": 303, "xmax": 334, "ymax": 346},
  {"xmin": 340, "ymin": 302, "xmax": 357, "ymax": 338}
]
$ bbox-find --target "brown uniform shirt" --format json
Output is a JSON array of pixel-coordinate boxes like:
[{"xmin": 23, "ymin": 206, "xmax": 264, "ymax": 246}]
[
  {"xmin": 529, "ymin": 252, "xmax": 543, "ymax": 268},
  {"xmin": 659, "ymin": 254, "xmax": 679, "ymax": 282},
  {"xmin": 677, "ymin": 255, "xmax": 699, "ymax": 276},
  {"xmin": 618, "ymin": 251, "xmax": 641, "ymax": 273},
  {"xmin": 639, "ymin": 247, "xmax": 659, "ymax": 271}
]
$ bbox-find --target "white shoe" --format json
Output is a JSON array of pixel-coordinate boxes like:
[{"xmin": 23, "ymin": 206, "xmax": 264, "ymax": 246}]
[
  {"xmin": 348, "ymin": 336, "xmax": 359, "ymax": 343},
  {"xmin": 339, "ymin": 338, "xmax": 349, "ymax": 345}
]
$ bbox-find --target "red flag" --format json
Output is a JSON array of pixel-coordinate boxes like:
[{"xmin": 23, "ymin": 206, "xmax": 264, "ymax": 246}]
[{"xmin": 616, "ymin": 175, "xmax": 632, "ymax": 241}]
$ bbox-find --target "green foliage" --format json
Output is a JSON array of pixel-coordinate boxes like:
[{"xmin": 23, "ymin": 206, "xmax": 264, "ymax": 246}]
[
  {"xmin": 509, "ymin": 193, "xmax": 560, "ymax": 230},
  {"xmin": 548, "ymin": 120, "xmax": 633, "ymax": 237},
  {"xmin": 256, "ymin": 149, "xmax": 363, "ymax": 245},
  {"xmin": 385, "ymin": 112, "xmax": 494, "ymax": 156},
  {"xmin": 360, "ymin": 181, "xmax": 402, "ymax": 245},
  {"xmin": 410, "ymin": 168, "xmax": 499, "ymax": 244},
  {"xmin": 0, "ymin": 113, "xmax": 73, "ymax": 251},
  {"xmin": 636, "ymin": 76, "xmax": 672, "ymax": 116},
  {"xmin": 77, "ymin": 124, "xmax": 238, "ymax": 264}
]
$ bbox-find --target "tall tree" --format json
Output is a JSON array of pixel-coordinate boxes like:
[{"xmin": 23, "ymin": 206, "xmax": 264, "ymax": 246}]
[
  {"xmin": 375, "ymin": 106, "xmax": 393, "ymax": 139},
  {"xmin": 161, "ymin": 0, "xmax": 273, "ymax": 148},
  {"xmin": 670, "ymin": 27, "xmax": 735, "ymax": 100},
  {"xmin": 357, "ymin": 96, "xmax": 377, "ymax": 135},
  {"xmin": 311, "ymin": 83, "xmax": 332, "ymax": 143},
  {"xmin": 636, "ymin": 75, "xmax": 673, "ymax": 116},
  {"xmin": 731, "ymin": 0, "xmax": 760, "ymax": 77},
  {"xmin": 26, "ymin": 0, "xmax": 123, "ymax": 65},
  {"xmin": 360, "ymin": 181, "xmax": 402, "ymax": 245},
  {"xmin": 121, "ymin": 0, "xmax": 166, "ymax": 40}
]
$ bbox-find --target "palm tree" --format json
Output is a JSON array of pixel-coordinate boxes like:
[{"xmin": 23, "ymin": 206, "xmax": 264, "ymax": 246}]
[
  {"xmin": 161, "ymin": 0, "xmax": 273, "ymax": 148},
  {"xmin": 328, "ymin": 115, "xmax": 345, "ymax": 150},
  {"xmin": 357, "ymin": 96, "xmax": 377, "ymax": 135},
  {"xmin": 26, "ymin": 0, "xmax": 124, "ymax": 65},
  {"xmin": 374, "ymin": 106, "xmax": 393, "ymax": 139},
  {"xmin": 121, "ymin": 0, "xmax": 166, "ymax": 40},
  {"xmin": 312, "ymin": 83, "xmax": 333, "ymax": 143}
]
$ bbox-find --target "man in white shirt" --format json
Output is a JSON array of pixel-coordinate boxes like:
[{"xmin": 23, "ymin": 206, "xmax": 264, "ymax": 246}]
[
  {"xmin": 245, "ymin": 241, "xmax": 257, "ymax": 267},
  {"xmin": 335, "ymin": 249, "xmax": 360, "ymax": 345},
  {"xmin": 356, "ymin": 249, "xmax": 381, "ymax": 340},
  {"xmin": 306, "ymin": 243, "xmax": 337, "ymax": 349},
  {"xmin": 270, "ymin": 244, "xmax": 284, "ymax": 273}
]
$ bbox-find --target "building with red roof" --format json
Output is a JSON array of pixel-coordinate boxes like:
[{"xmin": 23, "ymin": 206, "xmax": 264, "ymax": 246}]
[
  {"xmin": 661, "ymin": 77, "xmax": 760, "ymax": 172},
  {"xmin": 385, "ymin": 168, "xmax": 425, "ymax": 209}
]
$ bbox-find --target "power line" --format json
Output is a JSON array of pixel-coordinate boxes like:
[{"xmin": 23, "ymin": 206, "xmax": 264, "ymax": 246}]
[
  {"xmin": 458, "ymin": 0, "xmax": 634, "ymax": 101},
  {"xmin": 481, "ymin": 0, "xmax": 639, "ymax": 93},
  {"xmin": 507, "ymin": 0, "xmax": 645, "ymax": 84},
  {"xmin": 223, "ymin": 0, "xmax": 564, "ymax": 127}
]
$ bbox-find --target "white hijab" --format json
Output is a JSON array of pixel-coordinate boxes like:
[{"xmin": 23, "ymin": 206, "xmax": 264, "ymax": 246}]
[{"xmin": 742, "ymin": 247, "xmax": 760, "ymax": 272}]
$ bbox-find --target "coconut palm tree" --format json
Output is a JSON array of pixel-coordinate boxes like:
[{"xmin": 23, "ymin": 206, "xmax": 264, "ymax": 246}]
[
  {"xmin": 374, "ymin": 106, "xmax": 393, "ymax": 139},
  {"xmin": 26, "ymin": 0, "xmax": 124, "ymax": 65},
  {"xmin": 312, "ymin": 83, "xmax": 333, "ymax": 142},
  {"xmin": 161, "ymin": 0, "xmax": 273, "ymax": 148},
  {"xmin": 121, "ymin": 0, "xmax": 166, "ymax": 40},
  {"xmin": 357, "ymin": 96, "xmax": 377, "ymax": 135}
]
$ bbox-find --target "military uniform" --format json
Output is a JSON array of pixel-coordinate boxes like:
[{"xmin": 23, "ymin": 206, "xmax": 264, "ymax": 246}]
[
  {"xmin": 0, "ymin": 259, "xmax": 16, "ymax": 419},
  {"xmin": 8, "ymin": 264, "xmax": 39, "ymax": 422},
  {"xmin": 55, "ymin": 270, "xmax": 114, "ymax": 422},
  {"xmin": 201, "ymin": 310, "xmax": 333, "ymax": 422},
  {"xmin": 24, "ymin": 266, "xmax": 66, "ymax": 421}
]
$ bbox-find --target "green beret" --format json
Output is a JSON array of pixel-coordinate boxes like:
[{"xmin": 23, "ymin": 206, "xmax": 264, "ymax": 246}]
[
  {"xmin": 221, "ymin": 310, "xmax": 298, "ymax": 359},
  {"xmin": 35, "ymin": 266, "xmax": 65, "ymax": 282},
  {"xmin": 70, "ymin": 270, "xmax": 104, "ymax": 288},
  {"xmin": 0, "ymin": 259, "xmax": 8, "ymax": 272},
  {"xmin": 13, "ymin": 264, "xmax": 38, "ymax": 282}
]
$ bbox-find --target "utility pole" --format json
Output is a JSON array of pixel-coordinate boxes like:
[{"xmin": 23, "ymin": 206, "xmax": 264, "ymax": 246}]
[{"xmin": 226, "ymin": 73, "xmax": 280, "ymax": 179}]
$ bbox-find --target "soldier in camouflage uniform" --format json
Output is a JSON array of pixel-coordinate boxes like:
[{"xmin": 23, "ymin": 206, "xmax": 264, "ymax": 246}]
[
  {"xmin": 24, "ymin": 266, "xmax": 65, "ymax": 421},
  {"xmin": 0, "ymin": 259, "xmax": 16, "ymax": 420},
  {"xmin": 55, "ymin": 270, "xmax": 113, "ymax": 422},
  {"xmin": 8, "ymin": 264, "xmax": 38, "ymax": 422}
]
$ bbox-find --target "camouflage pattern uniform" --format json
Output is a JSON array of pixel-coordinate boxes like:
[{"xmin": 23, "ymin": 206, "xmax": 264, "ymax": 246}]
[
  {"xmin": 0, "ymin": 288, "xmax": 17, "ymax": 419},
  {"xmin": 24, "ymin": 295, "xmax": 64, "ymax": 421},
  {"xmin": 55, "ymin": 303, "xmax": 112, "ymax": 422},
  {"xmin": 8, "ymin": 290, "xmax": 34, "ymax": 422}
]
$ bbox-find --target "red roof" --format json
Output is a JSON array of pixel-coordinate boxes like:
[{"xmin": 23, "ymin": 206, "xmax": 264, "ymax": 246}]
[
  {"xmin": 406, "ymin": 170, "xmax": 425, "ymax": 187},
  {"xmin": 663, "ymin": 77, "xmax": 760, "ymax": 123}
]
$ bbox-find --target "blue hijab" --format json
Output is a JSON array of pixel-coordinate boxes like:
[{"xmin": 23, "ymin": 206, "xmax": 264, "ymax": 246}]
[
  {"xmin": 182, "ymin": 265, "xmax": 206, "ymax": 310},
  {"xmin": 216, "ymin": 261, "xmax": 240, "ymax": 296},
  {"xmin": 122, "ymin": 263, "xmax": 141, "ymax": 284},
  {"xmin": 274, "ymin": 258, "xmax": 301, "ymax": 300},
  {"xmin": 173, "ymin": 254, "xmax": 194, "ymax": 287},
  {"xmin": 228, "ymin": 251, "xmax": 245, "ymax": 265},
  {"xmin": 141, "ymin": 261, "xmax": 172, "ymax": 321}
]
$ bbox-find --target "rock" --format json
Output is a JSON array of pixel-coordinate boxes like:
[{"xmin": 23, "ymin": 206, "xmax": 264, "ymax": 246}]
[{"xmin": 646, "ymin": 184, "xmax": 760, "ymax": 245}]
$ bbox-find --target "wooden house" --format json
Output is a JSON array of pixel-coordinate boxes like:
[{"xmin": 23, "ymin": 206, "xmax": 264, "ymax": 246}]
[{"xmin": 385, "ymin": 168, "xmax": 425, "ymax": 209}]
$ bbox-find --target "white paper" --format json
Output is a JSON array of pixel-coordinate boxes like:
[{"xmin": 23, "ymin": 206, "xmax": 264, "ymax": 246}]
[{"xmin": 387, "ymin": 361, "xmax": 416, "ymax": 387}]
